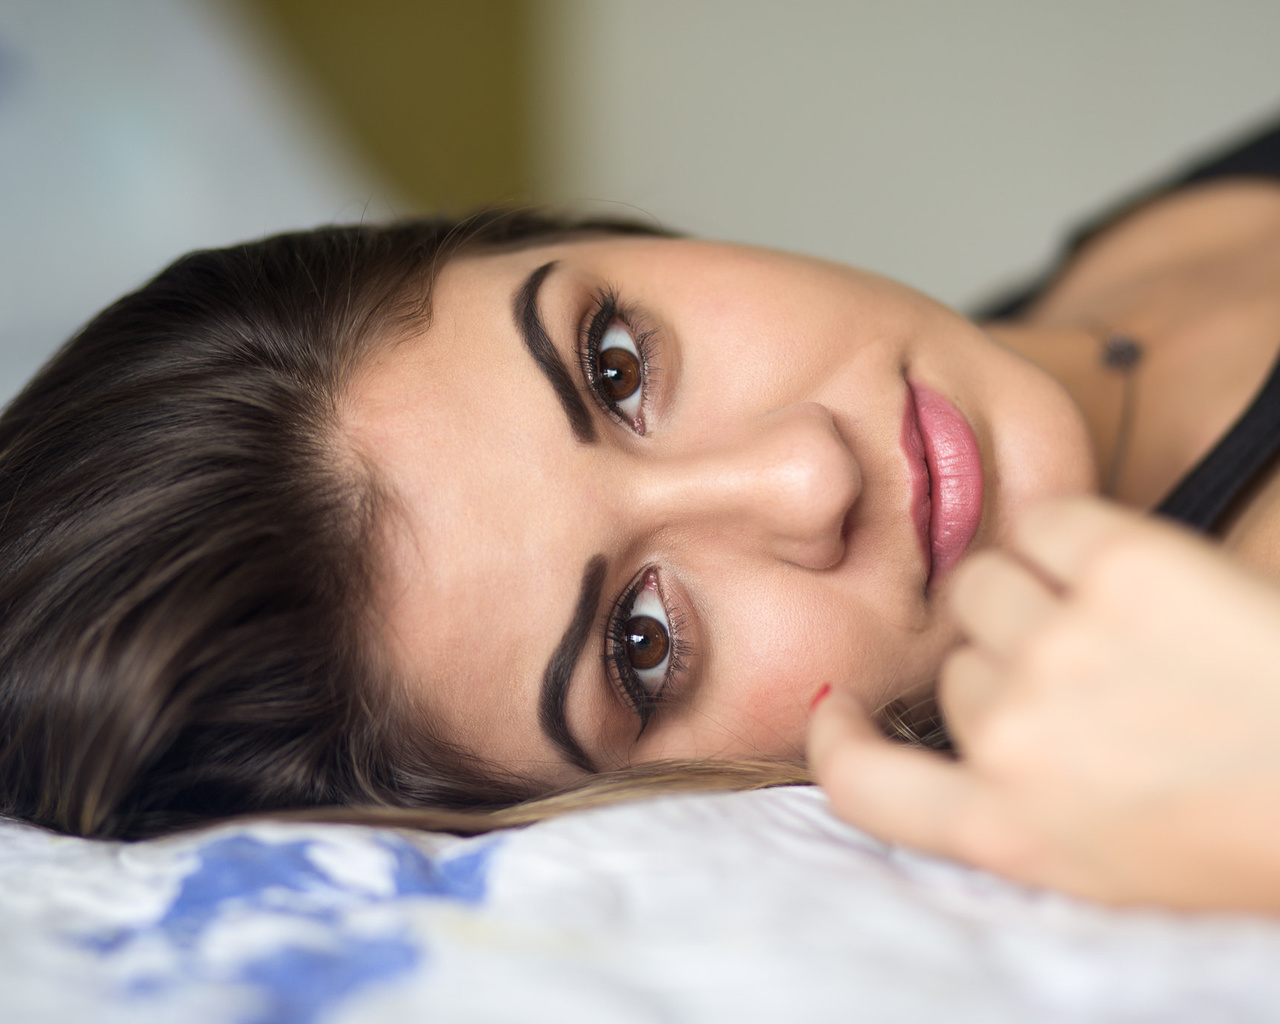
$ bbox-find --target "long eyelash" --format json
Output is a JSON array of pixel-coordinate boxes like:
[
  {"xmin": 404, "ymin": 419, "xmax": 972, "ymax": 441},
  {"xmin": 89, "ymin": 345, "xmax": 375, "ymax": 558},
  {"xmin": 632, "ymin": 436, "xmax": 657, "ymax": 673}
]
[
  {"xmin": 577, "ymin": 285, "xmax": 661, "ymax": 429},
  {"xmin": 601, "ymin": 572, "xmax": 690, "ymax": 739}
]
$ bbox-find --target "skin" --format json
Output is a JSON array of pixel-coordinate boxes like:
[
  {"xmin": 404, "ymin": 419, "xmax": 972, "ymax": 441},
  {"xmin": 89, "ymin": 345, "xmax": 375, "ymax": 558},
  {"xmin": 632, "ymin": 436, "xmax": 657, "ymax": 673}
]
[
  {"xmin": 809, "ymin": 496, "xmax": 1280, "ymax": 913},
  {"xmin": 809, "ymin": 180, "xmax": 1280, "ymax": 912},
  {"xmin": 344, "ymin": 179, "xmax": 1280, "ymax": 912},
  {"xmin": 340, "ymin": 235, "xmax": 1093, "ymax": 789}
]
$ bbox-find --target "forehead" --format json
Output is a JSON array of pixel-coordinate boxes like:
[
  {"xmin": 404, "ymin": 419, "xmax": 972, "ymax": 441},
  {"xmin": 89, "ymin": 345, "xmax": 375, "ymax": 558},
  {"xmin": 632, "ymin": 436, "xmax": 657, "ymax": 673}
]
[{"xmin": 339, "ymin": 245, "xmax": 597, "ymax": 780}]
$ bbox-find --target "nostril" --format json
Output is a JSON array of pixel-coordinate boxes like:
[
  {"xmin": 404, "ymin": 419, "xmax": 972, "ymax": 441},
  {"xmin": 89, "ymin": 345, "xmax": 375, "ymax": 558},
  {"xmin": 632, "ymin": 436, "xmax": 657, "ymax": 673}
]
[
  {"xmin": 808, "ymin": 533, "xmax": 846, "ymax": 572},
  {"xmin": 791, "ymin": 415, "xmax": 859, "ymax": 504},
  {"xmin": 810, "ymin": 502, "xmax": 855, "ymax": 570},
  {"xmin": 772, "ymin": 406, "xmax": 860, "ymax": 569},
  {"xmin": 840, "ymin": 500, "xmax": 857, "ymax": 552}
]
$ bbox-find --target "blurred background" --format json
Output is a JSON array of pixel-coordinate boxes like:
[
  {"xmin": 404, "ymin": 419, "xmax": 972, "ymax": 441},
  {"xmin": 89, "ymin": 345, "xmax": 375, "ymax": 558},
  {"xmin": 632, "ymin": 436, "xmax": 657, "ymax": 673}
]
[{"xmin": 2, "ymin": 0, "xmax": 1279, "ymax": 403}]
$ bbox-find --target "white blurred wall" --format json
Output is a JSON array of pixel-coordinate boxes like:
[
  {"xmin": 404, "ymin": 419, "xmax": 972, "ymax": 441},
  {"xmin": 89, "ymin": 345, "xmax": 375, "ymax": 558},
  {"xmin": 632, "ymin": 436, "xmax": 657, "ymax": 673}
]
[
  {"xmin": 533, "ymin": 0, "xmax": 1280, "ymax": 309},
  {"xmin": 3, "ymin": 1, "xmax": 1280, "ymax": 408},
  {"xmin": 0, "ymin": 0, "xmax": 396, "ymax": 404}
]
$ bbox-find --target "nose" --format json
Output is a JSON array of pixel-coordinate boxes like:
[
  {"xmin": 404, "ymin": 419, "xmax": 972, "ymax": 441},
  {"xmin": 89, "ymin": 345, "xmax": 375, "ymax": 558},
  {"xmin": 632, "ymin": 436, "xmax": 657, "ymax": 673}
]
[{"xmin": 634, "ymin": 402, "xmax": 862, "ymax": 569}]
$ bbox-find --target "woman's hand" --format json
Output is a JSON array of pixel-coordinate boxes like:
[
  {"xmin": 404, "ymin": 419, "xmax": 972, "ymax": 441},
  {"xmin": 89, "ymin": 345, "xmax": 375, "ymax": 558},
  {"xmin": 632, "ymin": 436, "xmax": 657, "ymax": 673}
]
[{"xmin": 808, "ymin": 495, "xmax": 1280, "ymax": 912}]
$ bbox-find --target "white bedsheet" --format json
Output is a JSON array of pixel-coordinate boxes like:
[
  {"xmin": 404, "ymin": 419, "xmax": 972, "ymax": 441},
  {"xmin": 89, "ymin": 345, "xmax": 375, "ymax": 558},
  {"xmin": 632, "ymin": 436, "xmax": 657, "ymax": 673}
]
[{"xmin": 3, "ymin": 785, "xmax": 1279, "ymax": 1023}]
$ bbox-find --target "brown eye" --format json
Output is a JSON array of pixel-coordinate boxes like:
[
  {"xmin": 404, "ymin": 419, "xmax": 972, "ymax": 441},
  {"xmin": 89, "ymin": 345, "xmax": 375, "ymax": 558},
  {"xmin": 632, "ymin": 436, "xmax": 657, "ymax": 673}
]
[
  {"xmin": 625, "ymin": 615, "xmax": 669, "ymax": 671},
  {"xmin": 599, "ymin": 346, "xmax": 640, "ymax": 401}
]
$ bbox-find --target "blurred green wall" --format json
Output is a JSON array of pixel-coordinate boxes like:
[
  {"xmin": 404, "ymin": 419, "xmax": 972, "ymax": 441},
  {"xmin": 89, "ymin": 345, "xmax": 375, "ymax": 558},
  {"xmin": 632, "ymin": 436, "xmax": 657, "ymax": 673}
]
[{"xmin": 245, "ymin": 0, "xmax": 532, "ymax": 212}]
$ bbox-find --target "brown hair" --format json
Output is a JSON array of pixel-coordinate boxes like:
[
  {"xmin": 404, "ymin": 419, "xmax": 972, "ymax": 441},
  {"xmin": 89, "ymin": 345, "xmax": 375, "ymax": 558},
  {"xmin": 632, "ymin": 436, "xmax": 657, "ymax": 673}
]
[{"xmin": 0, "ymin": 210, "xmax": 810, "ymax": 840}]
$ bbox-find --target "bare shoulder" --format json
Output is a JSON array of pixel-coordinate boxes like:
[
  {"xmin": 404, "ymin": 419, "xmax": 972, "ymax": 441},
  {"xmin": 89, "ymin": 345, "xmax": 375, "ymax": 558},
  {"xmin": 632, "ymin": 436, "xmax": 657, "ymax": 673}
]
[
  {"xmin": 1030, "ymin": 178, "xmax": 1280, "ymax": 323},
  {"xmin": 1015, "ymin": 180, "xmax": 1280, "ymax": 512}
]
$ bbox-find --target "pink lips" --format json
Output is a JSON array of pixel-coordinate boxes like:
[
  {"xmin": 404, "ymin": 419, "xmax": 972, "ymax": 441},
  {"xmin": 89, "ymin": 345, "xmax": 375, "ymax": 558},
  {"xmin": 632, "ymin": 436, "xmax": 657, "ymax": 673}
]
[{"xmin": 903, "ymin": 382, "xmax": 984, "ymax": 583}]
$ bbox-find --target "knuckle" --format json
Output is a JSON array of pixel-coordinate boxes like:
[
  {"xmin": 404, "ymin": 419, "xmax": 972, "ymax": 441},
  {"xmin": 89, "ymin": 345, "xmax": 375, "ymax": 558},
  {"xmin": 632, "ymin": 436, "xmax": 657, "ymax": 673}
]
[
  {"xmin": 1074, "ymin": 531, "xmax": 1168, "ymax": 604},
  {"xmin": 1015, "ymin": 615, "xmax": 1081, "ymax": 683}
]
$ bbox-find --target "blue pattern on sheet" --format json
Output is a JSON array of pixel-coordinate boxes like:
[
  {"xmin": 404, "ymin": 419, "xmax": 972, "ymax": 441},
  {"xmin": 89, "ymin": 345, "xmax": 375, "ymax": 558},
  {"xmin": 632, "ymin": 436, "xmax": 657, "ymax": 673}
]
[
  {"xmin": 78, "ymin": 832, "xmax": 496, "ymax": 1024},
  {"xmin": 238, "ymin": 938, "xmax": 418, "ymax": 1024},
  {"xmin": 159, "ymin": 837, "xmax": 342, "ymax": 947}
]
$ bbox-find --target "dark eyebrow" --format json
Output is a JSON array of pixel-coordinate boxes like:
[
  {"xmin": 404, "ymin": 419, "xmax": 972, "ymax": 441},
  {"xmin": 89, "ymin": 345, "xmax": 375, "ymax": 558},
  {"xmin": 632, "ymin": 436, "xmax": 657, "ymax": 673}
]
[
  {"xmin": 515, "ymin": 261, "xmax": 596, "ymax": 443},
  {"xmin": 540, "ymin": 555, "xmax": 607, "ymax": 773}
]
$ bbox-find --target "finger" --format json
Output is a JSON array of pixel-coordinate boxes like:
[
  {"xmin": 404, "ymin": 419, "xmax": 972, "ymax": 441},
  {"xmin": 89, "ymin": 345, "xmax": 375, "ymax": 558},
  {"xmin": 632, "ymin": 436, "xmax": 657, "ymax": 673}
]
[
  {"xmin": 807, "ymin": 685, "xmax": 981, "ymax": 858},
  {"xmin": 1009, "ymin": 495, "xmax": 1149, "ymax": 588},
  {"xmin": 937, "ymin": 643, "xmax": 1004, "ymax": 744},
  {"xmin": 949, "ymin": 550, "xmax": 1060, "ymax": 657}
]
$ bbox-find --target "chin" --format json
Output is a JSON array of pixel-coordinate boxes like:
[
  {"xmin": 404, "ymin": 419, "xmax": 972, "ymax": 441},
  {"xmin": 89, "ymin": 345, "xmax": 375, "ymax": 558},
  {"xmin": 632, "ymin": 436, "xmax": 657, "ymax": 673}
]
[{"xmin": 986, "ymin": 368, "xmax": 1098, "ymax": 548}]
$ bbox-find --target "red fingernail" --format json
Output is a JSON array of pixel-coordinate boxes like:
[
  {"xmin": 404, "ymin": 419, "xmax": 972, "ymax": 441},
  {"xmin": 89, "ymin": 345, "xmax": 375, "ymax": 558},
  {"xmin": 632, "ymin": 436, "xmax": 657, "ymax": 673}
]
[{"xmin": 808, "ymin": 683, "xmax": 832, "ymax": 713}]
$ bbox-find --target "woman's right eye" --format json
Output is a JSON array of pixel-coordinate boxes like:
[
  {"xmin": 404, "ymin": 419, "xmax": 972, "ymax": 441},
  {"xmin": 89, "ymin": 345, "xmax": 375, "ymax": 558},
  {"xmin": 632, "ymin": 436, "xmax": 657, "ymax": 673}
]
[{"xmin": 597, "ymin": 322, "xmax": 644, "ymax": 423}]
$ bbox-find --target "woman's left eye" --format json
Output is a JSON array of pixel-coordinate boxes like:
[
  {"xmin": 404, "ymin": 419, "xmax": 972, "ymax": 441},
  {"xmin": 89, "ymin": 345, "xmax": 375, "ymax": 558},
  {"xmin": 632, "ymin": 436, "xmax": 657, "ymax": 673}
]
[
  {"xmin": 621, "ymin": 573, "xmax": 672, "ymax": 694},
  {"xmin": 607, "ymin": 569, "xmax": 677, "ymax": 734}
]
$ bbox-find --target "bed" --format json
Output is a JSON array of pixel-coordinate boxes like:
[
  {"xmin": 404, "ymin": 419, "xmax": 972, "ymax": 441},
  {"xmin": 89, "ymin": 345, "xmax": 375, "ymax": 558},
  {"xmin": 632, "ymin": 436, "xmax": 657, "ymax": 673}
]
[{"xmin": 5, "ymin": 785, "xmax": 1280, "ymax": 1022}]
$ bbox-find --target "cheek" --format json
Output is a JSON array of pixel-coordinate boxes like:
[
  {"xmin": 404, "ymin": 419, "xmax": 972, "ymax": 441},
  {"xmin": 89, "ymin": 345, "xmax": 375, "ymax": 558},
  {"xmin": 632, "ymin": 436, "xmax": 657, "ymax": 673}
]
[
  {"xmin": 704, "ymin": 586, "xmax": 895, "ymax": 753},
  {"xmin": 716, "ymin": 581, "xmax": 947, "ymax": 747}
]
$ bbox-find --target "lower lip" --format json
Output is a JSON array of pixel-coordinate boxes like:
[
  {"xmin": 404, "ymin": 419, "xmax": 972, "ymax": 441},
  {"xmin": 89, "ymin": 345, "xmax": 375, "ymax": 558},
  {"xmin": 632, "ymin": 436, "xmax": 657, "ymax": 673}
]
[{"xmin": 905, "ymin": 382, "xmax": 984, "ymax": 583}]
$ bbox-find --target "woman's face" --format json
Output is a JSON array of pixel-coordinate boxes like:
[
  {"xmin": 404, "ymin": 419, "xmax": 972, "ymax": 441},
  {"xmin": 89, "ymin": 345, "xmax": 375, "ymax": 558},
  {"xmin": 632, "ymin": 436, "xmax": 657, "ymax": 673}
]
[{"xmin": 342, "ymin": 235, "xmax": 1094, "ymax": 788}]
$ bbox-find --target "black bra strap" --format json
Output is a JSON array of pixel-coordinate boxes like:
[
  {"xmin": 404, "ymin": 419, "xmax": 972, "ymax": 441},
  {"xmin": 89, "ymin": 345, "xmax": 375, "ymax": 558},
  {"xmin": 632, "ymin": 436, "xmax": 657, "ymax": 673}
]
[{"xmin": 1156, "ymin": 348, "xmax": 1280, "ymax": 531}]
